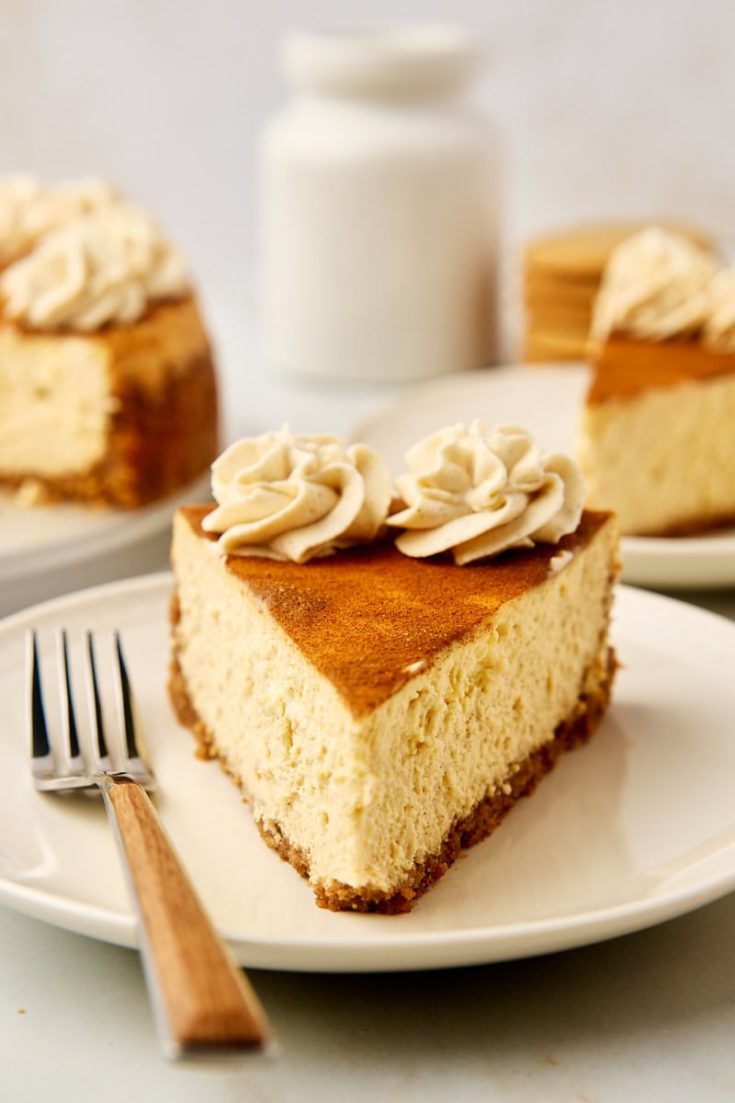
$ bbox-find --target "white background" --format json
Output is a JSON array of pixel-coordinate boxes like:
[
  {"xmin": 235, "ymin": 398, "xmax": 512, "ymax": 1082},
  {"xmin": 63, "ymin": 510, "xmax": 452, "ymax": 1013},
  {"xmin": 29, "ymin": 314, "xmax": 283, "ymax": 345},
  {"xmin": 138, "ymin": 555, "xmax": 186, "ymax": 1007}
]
[{"xmin": 1, "ymin": 0, "xmax": 733, "ymax": 310}]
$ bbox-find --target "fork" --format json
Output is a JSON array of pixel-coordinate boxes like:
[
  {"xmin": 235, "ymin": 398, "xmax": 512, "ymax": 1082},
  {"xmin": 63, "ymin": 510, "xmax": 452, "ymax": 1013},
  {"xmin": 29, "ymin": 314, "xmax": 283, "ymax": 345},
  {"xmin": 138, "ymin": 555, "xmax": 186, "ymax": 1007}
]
[{"xmin": 28, "ymin": 628, "xmax": 271, "ymax": 1059}]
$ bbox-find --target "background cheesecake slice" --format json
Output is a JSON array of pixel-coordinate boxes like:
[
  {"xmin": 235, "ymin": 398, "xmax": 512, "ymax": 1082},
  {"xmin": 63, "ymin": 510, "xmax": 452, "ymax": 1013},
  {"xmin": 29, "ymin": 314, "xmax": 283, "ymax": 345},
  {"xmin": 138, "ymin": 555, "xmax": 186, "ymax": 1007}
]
[
  {"xmin": 170, "ymin": 506, "xmax": 619, "ymax": 913},
  {"xmin": 580, "ymin": 338, "xmax": 735, "ymax": 536},
  {"xmin": 579, "ymin": 226, "xmax": 735, "ymax": 537}
]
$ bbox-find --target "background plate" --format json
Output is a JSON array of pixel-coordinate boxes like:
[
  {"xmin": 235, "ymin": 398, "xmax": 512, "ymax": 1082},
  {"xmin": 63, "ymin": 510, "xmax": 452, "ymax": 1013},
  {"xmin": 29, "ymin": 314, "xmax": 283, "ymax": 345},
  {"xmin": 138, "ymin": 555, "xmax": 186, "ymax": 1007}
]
[
  {"xmin": 0, "ymin": 474, "xmax": 210, "ymax": 615},
  {"xmin": 1, "ymin": 574, "xmax": 735, "ymax": 972},
  {"xmin": 351, "ymin": 365, "xmax": 735, "ymax": 590}
]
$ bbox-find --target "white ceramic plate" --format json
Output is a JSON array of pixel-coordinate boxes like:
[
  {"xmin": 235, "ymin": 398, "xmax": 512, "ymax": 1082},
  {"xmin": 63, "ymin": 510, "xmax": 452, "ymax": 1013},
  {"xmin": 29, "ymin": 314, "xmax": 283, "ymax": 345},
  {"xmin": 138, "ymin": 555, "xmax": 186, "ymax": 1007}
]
[
  {"xmin": 2, "ymin": 575, "xmax": 735, "ymax": 973},
  {"xmin": 0, "ymin": 475, "xmax": 210, "ymax": 616},
  {"xmin": 351, "ymin": 365, "xmax": 735, "ymax": 590}
]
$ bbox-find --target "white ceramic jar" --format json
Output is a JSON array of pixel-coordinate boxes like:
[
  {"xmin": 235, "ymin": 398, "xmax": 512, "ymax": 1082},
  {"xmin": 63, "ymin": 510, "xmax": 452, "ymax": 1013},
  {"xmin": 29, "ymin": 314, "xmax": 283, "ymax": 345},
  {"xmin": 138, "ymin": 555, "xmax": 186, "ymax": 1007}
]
[{"xmin": 260, "ymin": 27, "xmax": 498, "ymax": 384}]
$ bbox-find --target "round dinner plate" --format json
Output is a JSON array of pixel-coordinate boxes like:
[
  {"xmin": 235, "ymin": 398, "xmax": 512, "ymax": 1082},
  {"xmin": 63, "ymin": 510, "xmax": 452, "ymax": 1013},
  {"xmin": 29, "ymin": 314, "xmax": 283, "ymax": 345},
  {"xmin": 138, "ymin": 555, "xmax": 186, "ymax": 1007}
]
[
  {"xmin": 351, "ymin": 365, "xmax": 735, "ymax": 590},
  {"xmin": 1, "ymin": 574, "xmax": 735, "ymax": 972},
  {"xmin": 0, "ymin": 475, "xmax": 210, "ymax": 616}
]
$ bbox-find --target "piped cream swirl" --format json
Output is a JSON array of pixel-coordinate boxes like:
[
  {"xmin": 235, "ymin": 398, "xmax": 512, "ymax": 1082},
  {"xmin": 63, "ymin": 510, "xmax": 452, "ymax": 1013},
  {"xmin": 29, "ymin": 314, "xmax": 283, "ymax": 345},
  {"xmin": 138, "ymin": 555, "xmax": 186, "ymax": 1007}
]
[
  {"xmin": 387, "ymin": 421, "xmax": 585, "ymax": 564},
  {"xmin": 703, "ymin": 267, "xmax": 735, "ymax": 352},
  {"xmin": 591, "ymin": 227, "xmax": 719, "ymax": 342},
  {"xmin": 202, "ymin": 427, "xmax": 393, "ymax": 563},
  {"xmin": 0, "ymin": 175, "xmax": 119, "ymax": 266},
  {"xmin": 0, "ymin": 201, "xmax": 188, "ymax": 331}
]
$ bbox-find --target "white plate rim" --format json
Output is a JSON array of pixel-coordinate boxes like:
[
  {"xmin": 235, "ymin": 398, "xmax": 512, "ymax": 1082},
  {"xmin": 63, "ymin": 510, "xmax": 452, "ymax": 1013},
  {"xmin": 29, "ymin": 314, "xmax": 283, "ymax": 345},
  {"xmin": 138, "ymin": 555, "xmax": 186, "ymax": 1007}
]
[
  {"xmin": 349, "ymin": 364, "xmax": 735, "ymax": 591},
  {"xmin": 2, "ymin": 573, "xmax": 735, "ymax": 972},
  {"xmin": 2, "ymin": 820, "xmax": 735, "ymax": 973},
  {"xmin": 0, "ymin": 474, "xmax": 211, "ymax": 583}
]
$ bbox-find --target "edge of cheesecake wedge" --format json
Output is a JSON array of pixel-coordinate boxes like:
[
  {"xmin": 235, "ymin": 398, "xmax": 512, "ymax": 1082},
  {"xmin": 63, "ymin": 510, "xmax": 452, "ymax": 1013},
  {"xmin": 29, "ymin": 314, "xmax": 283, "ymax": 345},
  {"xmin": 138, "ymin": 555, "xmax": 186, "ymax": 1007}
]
[{"xmin": 169, "ymin": 505, "xmax": 619, "ymax": 914}]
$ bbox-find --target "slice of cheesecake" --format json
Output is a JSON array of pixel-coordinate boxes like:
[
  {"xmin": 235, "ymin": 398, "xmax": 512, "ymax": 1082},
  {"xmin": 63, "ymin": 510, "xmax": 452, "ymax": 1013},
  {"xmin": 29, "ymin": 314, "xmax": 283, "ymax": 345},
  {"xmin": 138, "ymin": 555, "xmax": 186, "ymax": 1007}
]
[
  {"xmin": 580, "ymin": 337, "xmax": 735, "ymax": 536},
  {"xmin": 170, "ymin": 505, "xmax": 618, "ymax": 913},
  {"xmin": 0, "ymin": 295, "xmax": 218, "ymax": 507},
  {"xmin": 579, "ymin": 227, "xmax": 735, "ymax": 537}
]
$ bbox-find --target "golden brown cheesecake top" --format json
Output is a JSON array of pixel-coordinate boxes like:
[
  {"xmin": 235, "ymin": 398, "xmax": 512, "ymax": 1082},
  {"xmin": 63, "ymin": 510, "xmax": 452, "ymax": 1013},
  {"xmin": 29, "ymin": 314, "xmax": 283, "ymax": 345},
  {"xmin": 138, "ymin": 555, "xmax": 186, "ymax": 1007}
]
[
  {"xmin": 588, "ymin": 336, "xmax": 735, "ymax": 405},
  {"xmin": 180, "ymin": 505, "xmax": 613, "ymax": 716}
]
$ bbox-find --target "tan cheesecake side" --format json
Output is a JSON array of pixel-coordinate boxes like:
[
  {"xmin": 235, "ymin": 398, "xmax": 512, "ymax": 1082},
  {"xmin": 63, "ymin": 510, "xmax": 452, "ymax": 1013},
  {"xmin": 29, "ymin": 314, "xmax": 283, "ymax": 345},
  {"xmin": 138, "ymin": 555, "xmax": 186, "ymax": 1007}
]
[
  {"xmin": 0, "ymin": 294, "xmax": 218, "ymax": 507},
  {"xmin": 169, "ymin": 506, "xmax": 619, "ymax": 913},
  {"xmin": 580, "ymin": 338, "xmax": 735, "ymax": 535}
]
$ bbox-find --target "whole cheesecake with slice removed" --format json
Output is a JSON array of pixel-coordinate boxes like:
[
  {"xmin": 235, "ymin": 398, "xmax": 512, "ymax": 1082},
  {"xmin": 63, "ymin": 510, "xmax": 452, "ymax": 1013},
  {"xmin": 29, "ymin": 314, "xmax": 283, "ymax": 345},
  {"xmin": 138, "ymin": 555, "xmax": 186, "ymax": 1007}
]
[
  {"xmin": 0, "ymin": 177, "xmax": 218, "ymax": 508},
  {"xmin": 0, "ymin": 295, "xmax": 217, "ymax": 508},
  {"xmin": 169, "ymin": 425, "xmax": 619, "ymax": 913}
]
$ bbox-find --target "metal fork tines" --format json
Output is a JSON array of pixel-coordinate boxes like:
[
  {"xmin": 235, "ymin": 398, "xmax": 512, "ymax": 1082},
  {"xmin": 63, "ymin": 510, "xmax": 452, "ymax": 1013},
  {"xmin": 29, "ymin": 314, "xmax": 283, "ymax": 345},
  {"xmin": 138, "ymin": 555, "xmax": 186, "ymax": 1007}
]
[
  {"xmin": 29, "ymin": 629, "xmax": 153, "ymax": 792},
  {"xmin": 28, "ymin": 629, "xmax": 270, "ymax": 1057}
]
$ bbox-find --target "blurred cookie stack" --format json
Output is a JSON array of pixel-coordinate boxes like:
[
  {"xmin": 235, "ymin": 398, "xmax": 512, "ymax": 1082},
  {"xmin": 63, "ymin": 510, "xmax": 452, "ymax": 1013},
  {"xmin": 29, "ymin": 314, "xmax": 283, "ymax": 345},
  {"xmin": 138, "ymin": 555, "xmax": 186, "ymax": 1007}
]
[
  {"xmin": 521, "ymin": 222, "xmax": 712, "ymax": 362},
  {"xmin": 522, "ymin": 224, "xmax": 646, "ymax": 362}
]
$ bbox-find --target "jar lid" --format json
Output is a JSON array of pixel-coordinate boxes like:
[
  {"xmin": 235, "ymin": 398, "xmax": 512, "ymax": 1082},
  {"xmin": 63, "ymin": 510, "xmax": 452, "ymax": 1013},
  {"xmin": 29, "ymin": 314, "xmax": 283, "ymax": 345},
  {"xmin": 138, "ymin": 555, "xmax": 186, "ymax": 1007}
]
[{"xmin": 282, "ymin": 26, "xmax": 482, "ymax": 99}]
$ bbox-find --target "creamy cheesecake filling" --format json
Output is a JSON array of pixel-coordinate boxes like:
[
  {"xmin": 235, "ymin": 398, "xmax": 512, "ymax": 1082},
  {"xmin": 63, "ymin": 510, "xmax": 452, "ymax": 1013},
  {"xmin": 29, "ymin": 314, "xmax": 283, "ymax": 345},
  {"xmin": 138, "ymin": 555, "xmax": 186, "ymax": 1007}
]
[
  {"xmin": 0, "ymin": 324, "xmax": 112, "ymax": 476},
  {"xmin": 351, "ymin": 533, "xmax": 613, "ymax": 891},
  {"xmin": 580, "ymin": 373, "xmax": 735, "ymax": 535},
  {"xmin": 172, "ymin": 518, "xmax": 372, "ymax": 887},
  {"xmin": 172, "ymin": 513, "xmax": 617, "ymax": 895}
]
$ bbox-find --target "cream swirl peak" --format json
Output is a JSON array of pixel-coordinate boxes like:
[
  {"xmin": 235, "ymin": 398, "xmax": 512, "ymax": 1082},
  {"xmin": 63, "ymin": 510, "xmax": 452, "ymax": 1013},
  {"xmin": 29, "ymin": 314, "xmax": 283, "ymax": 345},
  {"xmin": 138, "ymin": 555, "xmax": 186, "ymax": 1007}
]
[
  {"xmin": 0, "ymin": 200, "xmax": 188, "ymax": 331},
  {"xmin": 703, "ymin": 267, "xmax": 735, "ymax": 352},
  {"xmin": 0, "ymin": 175, "xmax": 119, "ymax": 267},
  {"xmin": 591, "ymin": 227, "xmax": 719, "ymax": 343},
  {"xmin": 202, "ymin": 427, "xmax": 393, "ymax": 563},
  {"xmin": 387, "ymin": 421, "xmax": 585, "ymax": 564}
]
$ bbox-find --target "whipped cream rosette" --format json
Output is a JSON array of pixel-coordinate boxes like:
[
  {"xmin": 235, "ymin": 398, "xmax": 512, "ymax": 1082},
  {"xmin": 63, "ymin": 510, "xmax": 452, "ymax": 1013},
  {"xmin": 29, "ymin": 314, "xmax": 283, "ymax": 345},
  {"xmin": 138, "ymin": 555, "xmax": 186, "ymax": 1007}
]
[
  {"xmin": 202, "ymin": 426, "xmax": 393, "ymax": 563},
  {"xmin": 0, "ymin": 175, "xmax": 119, "ymax": 267},
  {"xmin": 387, "ymin": 421, "xmax": 585, "ymax": 564},
  {"xmin": 703, "ymin": 267, "xmax": 735, "ymax": 352},
  {"xmin": 591, "ymin": 227, "xmax": 719, "ymax": 343},
  {"xmin": 0, "ymin": 200, "xmax": 188, "ymax": 331}
]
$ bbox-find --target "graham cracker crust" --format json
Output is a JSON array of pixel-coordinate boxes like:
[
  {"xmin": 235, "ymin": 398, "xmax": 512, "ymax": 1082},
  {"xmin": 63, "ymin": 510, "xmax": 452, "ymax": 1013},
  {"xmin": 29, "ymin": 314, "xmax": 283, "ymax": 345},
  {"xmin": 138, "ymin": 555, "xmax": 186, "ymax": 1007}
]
[{"xmin": 168, "ymin": 621, "xmax": 617, "ymax": 915}]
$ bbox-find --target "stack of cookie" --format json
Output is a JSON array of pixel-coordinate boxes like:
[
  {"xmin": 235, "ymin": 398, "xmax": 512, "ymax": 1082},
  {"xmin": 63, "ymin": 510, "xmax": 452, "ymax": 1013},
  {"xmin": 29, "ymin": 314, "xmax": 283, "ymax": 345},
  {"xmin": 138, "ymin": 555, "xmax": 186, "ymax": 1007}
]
[
  {"xmin": 522, "ymin": 222, "xmax": 713, "ymax": 363},
  {"xmin": 522, "ymin": 224, "xmax": 645, "ymax": 362}
]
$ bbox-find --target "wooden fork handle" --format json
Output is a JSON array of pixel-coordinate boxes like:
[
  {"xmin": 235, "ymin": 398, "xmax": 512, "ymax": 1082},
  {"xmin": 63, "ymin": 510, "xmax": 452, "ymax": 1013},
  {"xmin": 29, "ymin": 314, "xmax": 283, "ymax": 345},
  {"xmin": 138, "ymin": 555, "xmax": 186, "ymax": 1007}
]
[{"xmin": 99, "ymin": 774, "xmax": 269, "ymax": 1056}]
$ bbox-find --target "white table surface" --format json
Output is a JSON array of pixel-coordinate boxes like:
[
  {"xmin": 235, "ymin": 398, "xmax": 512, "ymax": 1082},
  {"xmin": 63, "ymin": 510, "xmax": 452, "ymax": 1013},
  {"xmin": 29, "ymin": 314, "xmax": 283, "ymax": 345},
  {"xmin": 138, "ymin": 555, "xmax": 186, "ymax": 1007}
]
[{"xmin": 3, "ymin": 296, "xmax": 735, "ymax": 1101}]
